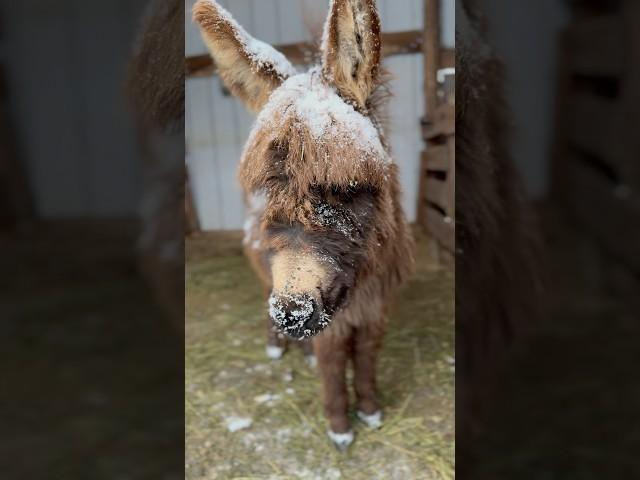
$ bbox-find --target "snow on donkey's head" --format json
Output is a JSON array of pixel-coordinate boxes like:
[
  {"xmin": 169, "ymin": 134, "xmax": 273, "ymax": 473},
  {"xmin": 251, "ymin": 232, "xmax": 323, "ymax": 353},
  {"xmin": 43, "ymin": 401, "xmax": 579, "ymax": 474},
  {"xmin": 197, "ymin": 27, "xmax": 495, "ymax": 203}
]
[{"xmin": 194, "ymin": 0, "xmax": 407, "ymax": 339}]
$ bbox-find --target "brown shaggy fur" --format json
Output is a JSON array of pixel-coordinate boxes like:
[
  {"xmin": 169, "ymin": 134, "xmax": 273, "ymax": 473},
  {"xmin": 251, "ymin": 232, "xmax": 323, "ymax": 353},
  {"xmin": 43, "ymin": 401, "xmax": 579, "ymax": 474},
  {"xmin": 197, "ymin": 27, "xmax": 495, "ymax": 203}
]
[
  {"xmin": 193, "ymin": 0, "xmax": 414, "ymax": 442},
  {"xmin": 455, "ymin": 0, "xmax": 542, "ymax": 466},
  {"xmin": 322, "ymin": 0, "xmax": 382, "ymax": 110},
  {"xmin": 127, "ymin": 0, "xmax": 185, "ymax": 334},
  {"xmin": 127, "ymin": 0, "xmax": 184, "ymax": 132},
  {"xmin": 193, "ymin": 1, "xmax": 295, "ymax": 112}
]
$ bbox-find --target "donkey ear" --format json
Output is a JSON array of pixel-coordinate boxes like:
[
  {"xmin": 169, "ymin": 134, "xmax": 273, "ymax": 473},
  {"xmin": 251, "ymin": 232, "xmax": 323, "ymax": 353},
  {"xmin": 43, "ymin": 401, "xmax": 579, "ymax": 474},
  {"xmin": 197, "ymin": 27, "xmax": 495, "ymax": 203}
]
[
  {"xmin": 321, "ymin": 0, "xmax": 382, "ymax": 110},
  {"xmin": 192, "ymin": 0, "xmax": 296, "ymax": 112}
]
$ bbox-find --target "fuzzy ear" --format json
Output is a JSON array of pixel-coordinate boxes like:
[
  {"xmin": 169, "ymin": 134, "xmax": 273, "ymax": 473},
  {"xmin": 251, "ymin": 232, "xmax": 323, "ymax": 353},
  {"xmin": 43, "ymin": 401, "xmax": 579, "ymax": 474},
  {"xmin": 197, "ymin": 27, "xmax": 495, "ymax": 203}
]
[
  {"xmin": 192, "ymin": 0, "xmax": 296, "ymax": 112},
  {"xmin": 321, "ymin": 0, "xmax": 382, "ymax": 110}
]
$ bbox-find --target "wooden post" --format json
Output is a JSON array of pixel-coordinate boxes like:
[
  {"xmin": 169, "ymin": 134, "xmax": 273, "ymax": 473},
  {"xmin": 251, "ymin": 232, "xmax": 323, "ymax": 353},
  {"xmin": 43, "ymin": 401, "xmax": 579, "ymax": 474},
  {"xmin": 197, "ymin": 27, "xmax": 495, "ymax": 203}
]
[
  {"xmin": 424, "ymin": 0, "xmax": 441, "ymax": 120},
  {"xmin": 418, "ymin": 0, "xmax": 455, "ymax": 256}
]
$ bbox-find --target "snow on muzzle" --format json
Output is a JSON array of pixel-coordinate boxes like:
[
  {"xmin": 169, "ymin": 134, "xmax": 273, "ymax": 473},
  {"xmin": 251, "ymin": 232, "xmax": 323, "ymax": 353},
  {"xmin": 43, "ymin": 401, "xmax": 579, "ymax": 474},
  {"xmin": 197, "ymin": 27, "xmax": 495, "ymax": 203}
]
[{"xmin": 268, "ymin": 249, "xmax": 334, "ymax": 339}]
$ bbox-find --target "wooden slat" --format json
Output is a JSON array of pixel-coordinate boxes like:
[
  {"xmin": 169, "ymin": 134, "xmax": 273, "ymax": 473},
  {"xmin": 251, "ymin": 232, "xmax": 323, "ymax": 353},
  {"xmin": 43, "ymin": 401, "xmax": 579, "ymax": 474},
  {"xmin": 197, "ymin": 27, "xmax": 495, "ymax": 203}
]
[
  {"xmin": 440, "ymin": 48, "xmax": 454, "ymax": 69},
  {"xmin": 564, "ymin": 91, "xmax": 638, "ymax": 183},
  {"xmin": 565, "ymin": 157, "xmax": 640, "ymax": 272},
  {"xmin": 422, "ymin": 207, "xmax": 454, "ymax": 252},
  {"xmin": 565, "ymin": 14, "xmax": 624, "ymax": 77},
  {"xmin": 425, "ymin": 178, "xmax": 448, "ymax": 211},
  {"xmin": 446, "ymin": 135, "xmax": 455, "ymax": 219},
  {"xmin": 186, "ymin": 30, "xmax": 430, "ymax": 77},
  {"xmin": 423, "ymin": 145, "xmax": 449, "ymax": 172},
  {"xmin": 423, "ymin": 0, "xmax": 440, "ymax": 118},
  {"xmin": 422, "ymin": 104, "xmax": 454, "ymax": 139},
  {"xmin": 566, "ymin": 92, "xmax": 616, "ymax": 160}
]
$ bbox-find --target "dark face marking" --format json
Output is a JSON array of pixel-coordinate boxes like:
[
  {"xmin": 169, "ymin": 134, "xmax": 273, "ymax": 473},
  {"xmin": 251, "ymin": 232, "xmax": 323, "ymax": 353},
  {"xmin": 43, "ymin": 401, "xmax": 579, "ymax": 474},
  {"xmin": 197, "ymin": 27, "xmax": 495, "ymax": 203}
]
[{"xmin": 264, "ymin": 182, "xmax": 377, "ymax": 338}]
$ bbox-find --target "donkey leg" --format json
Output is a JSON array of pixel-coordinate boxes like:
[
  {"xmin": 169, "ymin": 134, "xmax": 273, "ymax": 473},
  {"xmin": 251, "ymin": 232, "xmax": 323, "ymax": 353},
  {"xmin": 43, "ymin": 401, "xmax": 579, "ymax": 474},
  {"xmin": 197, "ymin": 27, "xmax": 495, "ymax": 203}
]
[
  {"xmin": 299, "ymin": 339, "xmax": 317, "ymax": 368},
  {"xmin": 353, "ymin": 324, "xmax": 384, "ymax": 429},
  {"xmin": 265, "ymin": 315, "xmax": 288, "ymax": 360},
  {"xmin": 314, "ymin": 333, "xmax": 353, "ymax": 450}
]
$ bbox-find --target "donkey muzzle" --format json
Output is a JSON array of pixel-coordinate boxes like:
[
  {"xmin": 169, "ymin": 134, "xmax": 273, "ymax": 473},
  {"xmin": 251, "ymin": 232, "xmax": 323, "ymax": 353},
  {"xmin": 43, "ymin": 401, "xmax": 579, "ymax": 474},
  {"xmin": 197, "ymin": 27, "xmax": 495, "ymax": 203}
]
[{"xmin": 268, "ymin": 292, "xmax": 331, "ymax": 339}]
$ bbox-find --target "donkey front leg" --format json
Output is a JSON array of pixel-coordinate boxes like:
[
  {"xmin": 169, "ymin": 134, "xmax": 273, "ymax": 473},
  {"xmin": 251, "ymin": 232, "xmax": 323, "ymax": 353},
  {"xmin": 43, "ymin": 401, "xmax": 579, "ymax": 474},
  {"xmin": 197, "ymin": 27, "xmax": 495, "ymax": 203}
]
[
  {"xmin": 353, "ymin": 324, "xmax": 384, "ymax": 429},
  {"xmin": 265, "ymin": 315, "xmax": 288, "ymax": 360},
  {"xmin": 314, "ymin": 333, "xmax": 353, "ymax": 450}
]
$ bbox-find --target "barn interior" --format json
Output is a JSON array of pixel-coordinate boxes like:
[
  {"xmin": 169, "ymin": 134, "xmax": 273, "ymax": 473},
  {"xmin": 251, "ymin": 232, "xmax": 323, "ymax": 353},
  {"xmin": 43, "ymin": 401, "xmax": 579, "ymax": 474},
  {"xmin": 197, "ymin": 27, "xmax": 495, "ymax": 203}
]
[
  {"xmin": 466, "ymin": 0, "xmax": 640, "ymax": 477},
  {"xmin": 0, "ymin": 2, "xmax": 183, "ymax": 478},
  {"xmin": 184, "ymin": 0, "xmax": 455, "ymax": 477},
  {"xmin": 0, "ymin": 0, "xmax": 638, "ymax": 478}
]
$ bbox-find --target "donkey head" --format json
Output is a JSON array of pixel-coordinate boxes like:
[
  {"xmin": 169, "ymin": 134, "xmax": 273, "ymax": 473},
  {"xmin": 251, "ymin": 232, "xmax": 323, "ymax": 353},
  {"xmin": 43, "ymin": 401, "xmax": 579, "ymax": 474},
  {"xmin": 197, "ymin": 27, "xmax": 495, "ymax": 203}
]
[{"xmin": 194, "ymin": 0, "xmax": 395, "ymax": 339}]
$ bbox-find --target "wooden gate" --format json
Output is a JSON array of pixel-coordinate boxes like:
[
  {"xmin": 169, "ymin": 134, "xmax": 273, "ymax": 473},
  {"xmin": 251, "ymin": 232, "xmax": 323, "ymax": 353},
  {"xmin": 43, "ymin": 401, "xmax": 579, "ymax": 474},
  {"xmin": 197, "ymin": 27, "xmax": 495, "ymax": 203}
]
[{"xmin": 417, "ymin": 0, "xmax": 455, "ymax": 253}]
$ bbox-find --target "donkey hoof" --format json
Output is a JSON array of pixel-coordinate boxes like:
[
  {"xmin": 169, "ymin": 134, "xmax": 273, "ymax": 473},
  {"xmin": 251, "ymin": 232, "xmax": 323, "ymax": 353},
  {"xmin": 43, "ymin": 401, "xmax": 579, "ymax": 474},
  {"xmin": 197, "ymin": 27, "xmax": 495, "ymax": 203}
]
[
  {"xmin": 305, "ymin": 354, "xmax": 317, "ymax": 368},
  {"xmin": 327, "ymin": 429, "xmax": 354, "ymax": 451},
  {"xmin": 265, "ymin": 345, "xmax": 285, "ymax": 360},
  {"xmin": 357, "ymin": 410, "xmax": 383, "ymax": 429}
]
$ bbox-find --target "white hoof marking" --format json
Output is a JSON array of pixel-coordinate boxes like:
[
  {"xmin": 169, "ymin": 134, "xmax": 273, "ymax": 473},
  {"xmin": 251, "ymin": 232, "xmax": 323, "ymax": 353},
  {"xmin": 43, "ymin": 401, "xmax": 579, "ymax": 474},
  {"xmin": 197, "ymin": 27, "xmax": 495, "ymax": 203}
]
[
  {"xmin": 266, "ymin": 345, "xmax": 284, "ymax": 360},
  {"xmin": 357, "ymin": 410, "xmax": 383, "ymax": 429},
  {"xmin": 327, "ymin": 429, "xmax": 354, "ymax": 450}
]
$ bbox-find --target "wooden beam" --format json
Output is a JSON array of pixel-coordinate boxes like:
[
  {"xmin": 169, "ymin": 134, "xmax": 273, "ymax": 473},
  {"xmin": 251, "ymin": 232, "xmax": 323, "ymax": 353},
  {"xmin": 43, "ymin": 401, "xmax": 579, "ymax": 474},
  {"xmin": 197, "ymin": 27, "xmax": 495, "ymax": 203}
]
[
  {"xmin": 565, "ymin": 156, "xmax": 640, "ymax": 273},
  {"xmin": 186, "ymin": 30, "xmax": 453, "ymax": 78},
  {"xmin": 422, "ymin": 145, "xmax": 450, "ymax": 172},
  {"xmin": 565, "ymin": 14, "xmax": 624, "ymax": 77}
]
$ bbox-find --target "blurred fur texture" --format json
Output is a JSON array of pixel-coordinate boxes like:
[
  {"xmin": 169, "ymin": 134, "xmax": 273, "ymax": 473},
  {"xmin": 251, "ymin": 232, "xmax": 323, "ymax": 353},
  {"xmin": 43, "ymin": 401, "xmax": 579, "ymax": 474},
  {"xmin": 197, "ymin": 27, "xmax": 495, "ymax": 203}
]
[
  {"xmin": 456, "ymin": 0, "xmax": 543, "ymax": 458},
  {"xmin": 128, "ymin": 0, "xmax": 184, "ymax": 132},
  {"xmin": 128, "ymin": 0, "xmax": 184, "ymax": 334}
]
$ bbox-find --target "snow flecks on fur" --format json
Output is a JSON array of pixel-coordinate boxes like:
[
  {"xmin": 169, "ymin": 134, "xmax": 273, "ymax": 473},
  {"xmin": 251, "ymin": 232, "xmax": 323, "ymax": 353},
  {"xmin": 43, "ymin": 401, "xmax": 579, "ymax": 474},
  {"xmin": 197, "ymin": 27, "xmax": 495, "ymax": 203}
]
[
  {"xmin": 268, "ymin": 292, "xmax": 331, "ymax": 340},
  {"xmin": 205, "ymin": 0, "xmax": 296, "ymax": 80},
  {"xmin": 243, "ymin": 68, "xmax": 389, "ymax": 165},
  {"xmin": 314, "ymin": 202, "xmax": 358, "ymax": 240}
]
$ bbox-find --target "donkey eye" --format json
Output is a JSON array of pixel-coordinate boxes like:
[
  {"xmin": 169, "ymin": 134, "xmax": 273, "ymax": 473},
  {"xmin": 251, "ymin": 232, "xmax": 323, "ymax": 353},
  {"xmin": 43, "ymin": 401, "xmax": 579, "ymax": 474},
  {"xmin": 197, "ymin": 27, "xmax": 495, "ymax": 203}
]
[
  {"xmin": 330, "ymin": 184, "xmax": 374, "ymax": 203},
  {"xmin": 266, "ymin": 174, "xmax": 288, "ymax": 186},
  {"xmin": 269, "ymin": 140, "xmax": 289, "ymax": 161}
]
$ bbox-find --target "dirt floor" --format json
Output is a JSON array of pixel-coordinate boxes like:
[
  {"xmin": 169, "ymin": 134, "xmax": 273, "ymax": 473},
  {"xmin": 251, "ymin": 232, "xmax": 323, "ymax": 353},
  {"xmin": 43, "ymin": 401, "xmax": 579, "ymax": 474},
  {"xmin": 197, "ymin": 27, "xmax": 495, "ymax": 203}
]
[
  {"xmin": 185, "ymin": 231, "xmax": 455, "ymax": 480},
  {"xmin": 0, "ymin": 222, "xmax": 184, "ymax": 480}
]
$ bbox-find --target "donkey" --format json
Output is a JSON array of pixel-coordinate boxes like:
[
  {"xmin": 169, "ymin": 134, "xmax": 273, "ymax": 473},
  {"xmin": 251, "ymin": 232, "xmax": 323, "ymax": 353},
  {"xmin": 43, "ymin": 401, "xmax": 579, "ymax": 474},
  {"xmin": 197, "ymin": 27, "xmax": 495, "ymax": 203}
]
[{"xmin": 193, "ymin": 0, "xmax": 414, "ymax": 449}]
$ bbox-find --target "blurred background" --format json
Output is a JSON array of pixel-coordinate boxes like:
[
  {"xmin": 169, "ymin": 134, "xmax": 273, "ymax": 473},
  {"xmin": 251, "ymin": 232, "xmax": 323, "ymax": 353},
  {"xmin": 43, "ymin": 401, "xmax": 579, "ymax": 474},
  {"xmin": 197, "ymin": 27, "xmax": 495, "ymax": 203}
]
[
  {"xmin": 184, "ymin": 1, "xmax": 456, "ymax": 478},
  {"xmin": 0, "ymin": 1, "xmax": 183, "ymax": 478},
  {"xmin": 465, "ymin": 0, "xmax": 640, "ymax": 477}
]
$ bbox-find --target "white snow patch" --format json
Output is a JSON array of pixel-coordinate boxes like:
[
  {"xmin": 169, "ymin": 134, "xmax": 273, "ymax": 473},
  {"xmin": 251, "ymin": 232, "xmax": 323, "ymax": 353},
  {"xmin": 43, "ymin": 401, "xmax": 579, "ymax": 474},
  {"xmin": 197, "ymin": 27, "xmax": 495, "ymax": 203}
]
[
  {"xmin": 305, "ymin": 355, "xmax": 318, "ymax": 369},
  {"xmin": 205, "ymin": 1, "xmax": 296, "ymax": 79},
  {"xmin": 253, "ymin": 392, "xmax": 281, "ymax": 405},
  {"xmin": 268, "ymin": 292, "xmax": 330, "ymax": 339},
  {"xmin": 265, "ymin": 345, "xmax": 284, "ymax": 359},
  {"xmin": 314, "ymin": 202, "xmax": 358, "ymax": 239},
  {"xmin": 243, "ymin": 68, "xmax": 389, "ymax": 164},
  {"xmin": 225, "ymin": 416, "xmax": 252, "ymax": 432}
]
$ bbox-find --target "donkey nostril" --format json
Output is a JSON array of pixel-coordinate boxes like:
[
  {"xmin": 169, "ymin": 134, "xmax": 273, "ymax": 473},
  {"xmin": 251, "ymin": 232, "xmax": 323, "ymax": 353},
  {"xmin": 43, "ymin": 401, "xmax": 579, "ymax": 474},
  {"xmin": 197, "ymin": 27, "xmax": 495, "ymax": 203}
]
[{"xmin": 268, "ymin": 293, "xmax": 329, "ymax": 339}]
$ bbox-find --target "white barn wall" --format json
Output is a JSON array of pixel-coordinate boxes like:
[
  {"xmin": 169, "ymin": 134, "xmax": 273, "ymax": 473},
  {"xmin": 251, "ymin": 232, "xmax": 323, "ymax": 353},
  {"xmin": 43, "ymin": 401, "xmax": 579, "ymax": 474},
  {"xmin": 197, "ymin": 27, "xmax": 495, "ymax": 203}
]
[
  {"xmin": 186, "ymin": 0, "xmax": 454, "ymax": 231},
  {"xmin": 2, "ymin": 0, "xmax": 149, "ymax": 218}
]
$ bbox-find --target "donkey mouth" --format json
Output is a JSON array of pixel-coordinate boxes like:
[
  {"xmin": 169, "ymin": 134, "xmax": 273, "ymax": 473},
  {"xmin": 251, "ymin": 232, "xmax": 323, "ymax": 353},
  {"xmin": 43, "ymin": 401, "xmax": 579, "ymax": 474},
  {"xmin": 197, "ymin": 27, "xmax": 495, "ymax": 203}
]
[{"xmin": 268, "ymin": 292, "xmax": 332, "ymax": 339}]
